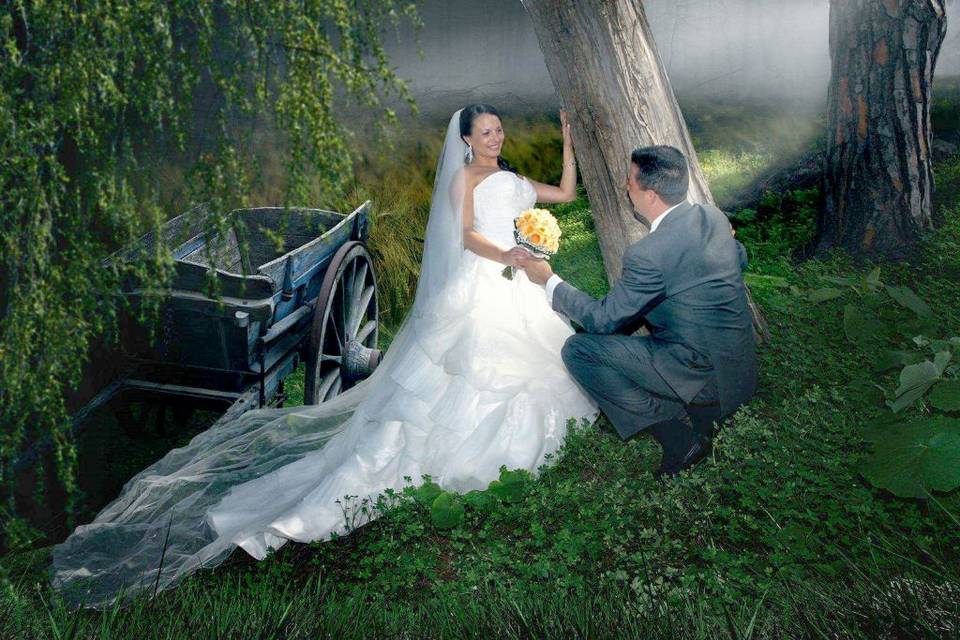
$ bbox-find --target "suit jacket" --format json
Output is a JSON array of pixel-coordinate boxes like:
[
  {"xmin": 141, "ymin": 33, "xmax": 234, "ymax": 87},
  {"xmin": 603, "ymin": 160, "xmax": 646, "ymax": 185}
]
[{"xmin": 553, "ymin": 202, "xmax": 757, "ymax": 418}]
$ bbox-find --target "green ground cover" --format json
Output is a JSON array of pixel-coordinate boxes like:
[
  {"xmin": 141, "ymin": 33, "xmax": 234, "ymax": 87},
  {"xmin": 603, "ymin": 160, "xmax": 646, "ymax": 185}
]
[{"xmin": 2, "ymin": 95, "xmax": 959, "ymax": 638}]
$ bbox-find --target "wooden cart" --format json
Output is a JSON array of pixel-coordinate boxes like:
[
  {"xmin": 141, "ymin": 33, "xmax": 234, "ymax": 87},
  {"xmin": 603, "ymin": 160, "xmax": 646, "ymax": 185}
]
[{"xmin": 73, "ymin": 202, "xmax": 382, "ymax": 433}]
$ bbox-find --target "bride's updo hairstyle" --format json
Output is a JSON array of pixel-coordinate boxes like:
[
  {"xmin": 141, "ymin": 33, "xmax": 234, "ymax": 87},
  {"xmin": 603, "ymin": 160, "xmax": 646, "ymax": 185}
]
[{"xmin": 459, "ymin": 103, "xmax": 518, "ymax": 174}]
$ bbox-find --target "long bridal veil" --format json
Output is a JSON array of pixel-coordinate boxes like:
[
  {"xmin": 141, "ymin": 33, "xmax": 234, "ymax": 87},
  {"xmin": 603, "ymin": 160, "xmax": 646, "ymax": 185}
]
[{"xmin": 51, "ymin": 111, "xmax": 470, "ymax": 608}]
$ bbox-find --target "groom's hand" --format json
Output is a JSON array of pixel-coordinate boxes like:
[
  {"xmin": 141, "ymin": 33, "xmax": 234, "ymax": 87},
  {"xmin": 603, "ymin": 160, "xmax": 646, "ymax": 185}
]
[{"xmin": 519, "ymin": 257, "xmax": 554, "ymax": 286}]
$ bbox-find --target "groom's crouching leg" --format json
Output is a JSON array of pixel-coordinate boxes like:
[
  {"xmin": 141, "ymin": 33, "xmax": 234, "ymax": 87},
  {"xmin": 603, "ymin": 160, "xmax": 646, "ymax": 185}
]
[
  {"xmin": 561, "ymin": 333, "xmax": 681, "ymax": 441},
  {"xmin": 560, "ymin": 333, "xmax": 592, "ymax": 373}
]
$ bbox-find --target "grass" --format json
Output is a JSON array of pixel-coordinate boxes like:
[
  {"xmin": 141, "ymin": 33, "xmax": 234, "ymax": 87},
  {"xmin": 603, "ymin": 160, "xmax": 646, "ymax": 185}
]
[{"xmin": 3, "ymin": 93, "xmax": 960, "ymax": 638}]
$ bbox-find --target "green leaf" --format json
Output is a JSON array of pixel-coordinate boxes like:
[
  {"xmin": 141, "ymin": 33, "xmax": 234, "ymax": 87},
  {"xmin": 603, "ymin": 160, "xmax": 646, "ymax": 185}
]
[
  {"xmin": 862, "ymin": 414, "xmax": 907, "ymax": 444},
  {"xmin": 898, "ymin": 317, "xmax": 940, "ymax": 341},
  {"xmin": 487, "ymin": 467, "xmax": 531, "ymax": 503},
  {"xmin": 807, "ymin": 288, "xmax": 845, "ymax": 303},
  {"xmin": 843, "ymin": 304, "xmax": 886, "ymax": 345},
  {"xmin": 843, "ymin": 304, "xmax": 865, "ymax": 343},
  {"xmin": 743, "ymin": 273, "xmax": 789, "ymax": 289},
  {"xmin": 820, "ymin": 276, "xmax": 854, "ymax": 287},
  {"xmin": 861, "ymin": 416, "xmax": 960, "ymax": 498},
  {"xmin": 463, "ymin": 490, "xmax": 497, "ymax": 513},
  {"xmin": 430, "ymin": 492, "xmax": 465, "ymax": 530},
  {"xmin": 887, "ymin": 361, "xmax": 941, "ymax": 413},
  {"xmin": 934, "ymin": 351, "xmax": 953, "ymax": 376},
  {"xmin": 929, "ymin": 342, "xmax": 956, "ymax": 360},
  {"xmin": 873, "ymin": 350, "xmax": 925, "ymax": 373},
  {"xmin": 847, "ymin": 377, "xmax": 887, "ymax": 407},
  {"xmin": 885, "ymin": 285, "xmax": 933, "ymax": 317},
  {"xmin": 408, "ymin": 481, "xmax": 443, "ymax": 507},
  {"xmin": 929, "ymin": 381, "xmax": 960, "ymax": 412},
  {"xmin": 864, "ymin": 267, "xmax": 882, "ymax": 291}
]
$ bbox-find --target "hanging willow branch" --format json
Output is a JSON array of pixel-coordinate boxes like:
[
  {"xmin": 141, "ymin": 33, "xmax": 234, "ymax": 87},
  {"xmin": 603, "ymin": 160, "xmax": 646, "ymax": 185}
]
[{"xmin": 0, "ymin": 0, "xmax": 420, "ymax": 528}]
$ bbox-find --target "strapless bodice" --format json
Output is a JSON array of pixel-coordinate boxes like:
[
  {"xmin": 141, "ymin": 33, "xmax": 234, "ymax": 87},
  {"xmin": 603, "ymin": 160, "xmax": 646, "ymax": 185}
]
[{"xmin": 472, "ymin": 171, "xmax": 537, "ymax": 248}]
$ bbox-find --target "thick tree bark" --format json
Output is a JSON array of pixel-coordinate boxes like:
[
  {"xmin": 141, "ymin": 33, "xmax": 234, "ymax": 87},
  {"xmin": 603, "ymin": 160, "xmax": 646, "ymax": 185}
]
[
  {"xmin": 821, "ymin": 0, "xmax": 947, "ymax": 256},
  {"xmin": 523, "ymin": 0, "xmax": 769, "ymax": 341},
  {"xmin": 522, "ymin": 0, "xmax": 713, "ymax": 282}
]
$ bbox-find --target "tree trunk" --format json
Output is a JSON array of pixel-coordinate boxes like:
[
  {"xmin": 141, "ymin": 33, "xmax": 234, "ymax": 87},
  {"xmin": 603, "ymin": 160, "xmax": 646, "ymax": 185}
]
[
  {"xmin": 821, "ymin": 0, "xmax": 947, "ymax": 256},
  {"xmin": 523, "ymin": 0, "xmax": 769, "ymax": 342},
  {"xmin": 522, "ymin": 0, "xmax": 713, "ymax": 282}
]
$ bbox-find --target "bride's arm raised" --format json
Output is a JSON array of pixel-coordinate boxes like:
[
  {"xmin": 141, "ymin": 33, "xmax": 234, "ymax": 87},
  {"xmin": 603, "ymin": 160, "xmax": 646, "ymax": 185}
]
[
  {"xmin": 526, "ymin": 110, "xmax": 577, "ymax": 204},
  {"xmin": 457, "ymin": 170, "xmax": 529, "ymax": 267}
]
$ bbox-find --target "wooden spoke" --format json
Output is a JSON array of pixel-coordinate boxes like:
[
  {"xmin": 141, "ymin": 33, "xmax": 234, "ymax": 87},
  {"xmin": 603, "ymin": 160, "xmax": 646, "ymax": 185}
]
[
  {"xmin": 347, "ymin": 279, "xmax": 373, "ymax": 339},
  {"xmin": 324, "ymin": 376, "xmax": 343, "ymax": 401},
  {"xmin": 317, "ymin": 367, "xmax": 341, "ymax": 400},
  {"xmin": 336, "ymin": 279, "xmax": 348, "ymax": 338},
  {"xmin": 350, "ymin": 285, "xmax": 376, "ymax": 338},
  {"xmin": 352, "ymin": 262, "xmax": 368, "ymax": 302},
  {"xmin": 327, "ymin": 297, "xmax": 344, "ymax": 350},
  {"xmin": 320, "ymin": 353, "xmax": 342, "ymax": 364},
  {"xmin": 356, "ymin": 319, "xmax": 377, "ymax": 344}
]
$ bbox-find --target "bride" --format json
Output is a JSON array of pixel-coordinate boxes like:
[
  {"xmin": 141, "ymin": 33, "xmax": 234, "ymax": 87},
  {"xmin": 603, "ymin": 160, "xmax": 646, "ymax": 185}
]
[{"xmin": 52, "ymin": 105, "xmax": 598, "ymax": 607}]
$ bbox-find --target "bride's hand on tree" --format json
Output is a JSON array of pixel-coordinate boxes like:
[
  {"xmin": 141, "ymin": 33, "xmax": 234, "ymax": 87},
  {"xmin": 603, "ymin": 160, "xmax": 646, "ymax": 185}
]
[
  {"xmin": 559, "ymin": 110, "xmax": 576, "ymax": 185},
  {"xmin": 560, "ymin": 109, "xmax": 573, "ymax": 150}
]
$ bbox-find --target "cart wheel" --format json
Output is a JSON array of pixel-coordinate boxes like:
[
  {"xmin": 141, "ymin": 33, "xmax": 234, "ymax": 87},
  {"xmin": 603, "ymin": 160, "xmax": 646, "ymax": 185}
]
[{"xmin": 304, "ymin": 241, "xmax": 380, "ymax": 404}]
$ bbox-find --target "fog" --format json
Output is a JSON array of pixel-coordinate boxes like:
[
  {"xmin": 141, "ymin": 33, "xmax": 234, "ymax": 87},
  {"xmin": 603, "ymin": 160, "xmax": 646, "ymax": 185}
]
[{"xmin": 383, "ymin": 0, "xmax": 959, "ymax": 117}]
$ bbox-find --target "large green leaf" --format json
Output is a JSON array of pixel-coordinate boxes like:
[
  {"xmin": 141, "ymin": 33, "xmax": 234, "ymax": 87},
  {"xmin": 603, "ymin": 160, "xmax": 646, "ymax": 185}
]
[
  {"xmin": 463, "ymin": 490, "xmax": 497, "ymax": 513},
  {"xmin": 872, "ymin": 350, "xmax": 925, "ymax": 373},
  {"xmin": 487, "ymin": 467, "xmax": 531, "ymax": 503},
  {"xmin": 744, "ymin": 273, "xmax": 790, "ymax": 289},
  {"xmin": 897, "ymin": 316, "xmax": 941, "ymax": 341},
  {"xmin": 807, "ymin": 288, "xmax": 845, "ymax": 303},
  {"xmin": 861, "ymin": 414, "xmax": 906, "ymax": 444},
  {"xmin": 933, "ymin": 351, "xmax": 953, "ymax": 376},
  {"xmin": 430, "ymin": 492, "xmax": 465, "ymax": 530},
  {"xmin": 820, "ymin": 276, "xmax": 854, "ymax": 287},
  {"xmin": 847, "ymin": 377, "xmax": 887, "ymax": 407},
  {"xmin": 930, "ymin": 339, "xmax": 956, "ymax": 354},
  {"xmin": 843, "ymin": 304, "xmax": 865, "ymax": 343},
  {"xmin": 864, "ymin": 267, "xmax": 883, "ymax": 292},
  {"xmin": 885, "ymin": 285, "xmax": 933, "ymax": 317},
  {"xmin": 887, "ymin": 361, "xmax": 941, "ymax": 413},
  {"xmin": 929, "ymin": 381, "xmax": 960, "ymax": 412},
  {"xmin": 407, "ymin": 481, "xmax": 443, "ymax": 508},
  {"xmin": 861, "ymin": 417, "xmax": 960, "ymax": 498},
  {"xmin": 844, "ymin": 304, "xmax": 887, "ymax": 345}
]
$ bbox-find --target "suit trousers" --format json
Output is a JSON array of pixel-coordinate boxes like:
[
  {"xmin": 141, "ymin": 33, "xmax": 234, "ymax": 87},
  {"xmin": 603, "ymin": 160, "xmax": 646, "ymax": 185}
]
[{"xmin": 561, "ymin": 332, "xmax": 719, "ymax": 441}]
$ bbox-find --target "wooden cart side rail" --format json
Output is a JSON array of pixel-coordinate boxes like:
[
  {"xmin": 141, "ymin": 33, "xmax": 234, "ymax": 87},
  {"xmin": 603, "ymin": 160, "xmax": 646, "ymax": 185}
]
[
  {"xmin": 106, "ymin": 203, "xmax": 213, "ymax": 265},
  {"xmin": 123, "ymin": 287, "xmax": 276, "ymax": 321},
  {"xmin": 256, "ymin": 201, "xmax": 371, "ymax": 286},
  {"xmin": 170, "ymin": 261, "xmax": 275, "ymax": 300}
]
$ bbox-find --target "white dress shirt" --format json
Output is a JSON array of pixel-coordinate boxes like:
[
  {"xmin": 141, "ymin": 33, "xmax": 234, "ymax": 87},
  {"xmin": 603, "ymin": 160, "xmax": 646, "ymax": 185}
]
[{"xmin": 544, "ymin": 202, "xmax": 684, "ymax": 305}]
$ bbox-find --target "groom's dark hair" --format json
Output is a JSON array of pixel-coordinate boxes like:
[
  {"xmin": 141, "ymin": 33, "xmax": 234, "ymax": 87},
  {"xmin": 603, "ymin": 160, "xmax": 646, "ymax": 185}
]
[{"xmin": 630, "ymin": 146, "xmax": 689, "ymax": 206}]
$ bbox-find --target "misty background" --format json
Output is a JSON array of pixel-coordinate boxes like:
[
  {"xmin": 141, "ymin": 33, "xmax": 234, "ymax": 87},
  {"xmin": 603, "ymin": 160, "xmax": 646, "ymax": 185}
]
[{"xmin": 382, "ymin": 0, "xmax": 960, "ymax": 118}]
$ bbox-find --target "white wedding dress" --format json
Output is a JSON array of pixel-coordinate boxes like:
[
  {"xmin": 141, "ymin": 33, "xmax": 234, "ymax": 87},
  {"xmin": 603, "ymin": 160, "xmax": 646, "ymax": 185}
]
[{"xmin": 51, "ymin": 111, "xmax": 597, "ymax": 608}]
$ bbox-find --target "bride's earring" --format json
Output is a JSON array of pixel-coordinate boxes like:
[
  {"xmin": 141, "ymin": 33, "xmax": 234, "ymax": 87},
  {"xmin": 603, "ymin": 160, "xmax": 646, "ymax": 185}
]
[{"xmin": 464, "ymin": 144, "xmax": 474, "ymax": 164}]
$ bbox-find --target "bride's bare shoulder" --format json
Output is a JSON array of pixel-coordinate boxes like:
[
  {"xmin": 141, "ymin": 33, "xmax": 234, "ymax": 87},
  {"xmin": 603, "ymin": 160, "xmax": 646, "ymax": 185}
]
[{"xmin": 463, "ymin": 165, "xmax": 499, "ymax": 189}]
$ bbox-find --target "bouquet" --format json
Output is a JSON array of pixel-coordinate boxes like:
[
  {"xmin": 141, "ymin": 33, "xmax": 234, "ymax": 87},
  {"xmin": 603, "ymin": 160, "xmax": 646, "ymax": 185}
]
[
  {"xmin": 514, "ymin": 207, "xmax": 561, "ymax": 257},
  {"xmin": 503, "ymin": 208, "xmax": 562, "ymax": 279}
]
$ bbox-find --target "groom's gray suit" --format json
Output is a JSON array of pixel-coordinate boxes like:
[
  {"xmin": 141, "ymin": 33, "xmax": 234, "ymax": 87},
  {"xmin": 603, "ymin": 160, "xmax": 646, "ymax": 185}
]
[{"xmin": 553, "ymin": 201, "xmax": 757, "ymax": 439}]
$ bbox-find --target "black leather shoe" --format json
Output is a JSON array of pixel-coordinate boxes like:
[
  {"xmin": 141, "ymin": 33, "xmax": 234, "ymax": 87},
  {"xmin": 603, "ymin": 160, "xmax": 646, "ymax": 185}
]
[
  {"xmin": 655, "ymin": 433, "xmax": 711, "ymax": 479},
  {"xmin": 686, "ymin": 403, "xmax": 723, "ymax": 439}
]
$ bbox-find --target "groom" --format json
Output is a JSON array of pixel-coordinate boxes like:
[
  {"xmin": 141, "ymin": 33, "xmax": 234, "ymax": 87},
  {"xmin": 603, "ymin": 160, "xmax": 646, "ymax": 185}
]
[{"xmin": 521, "ymin": 145, "xmax": 757, "ymax": 477}]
